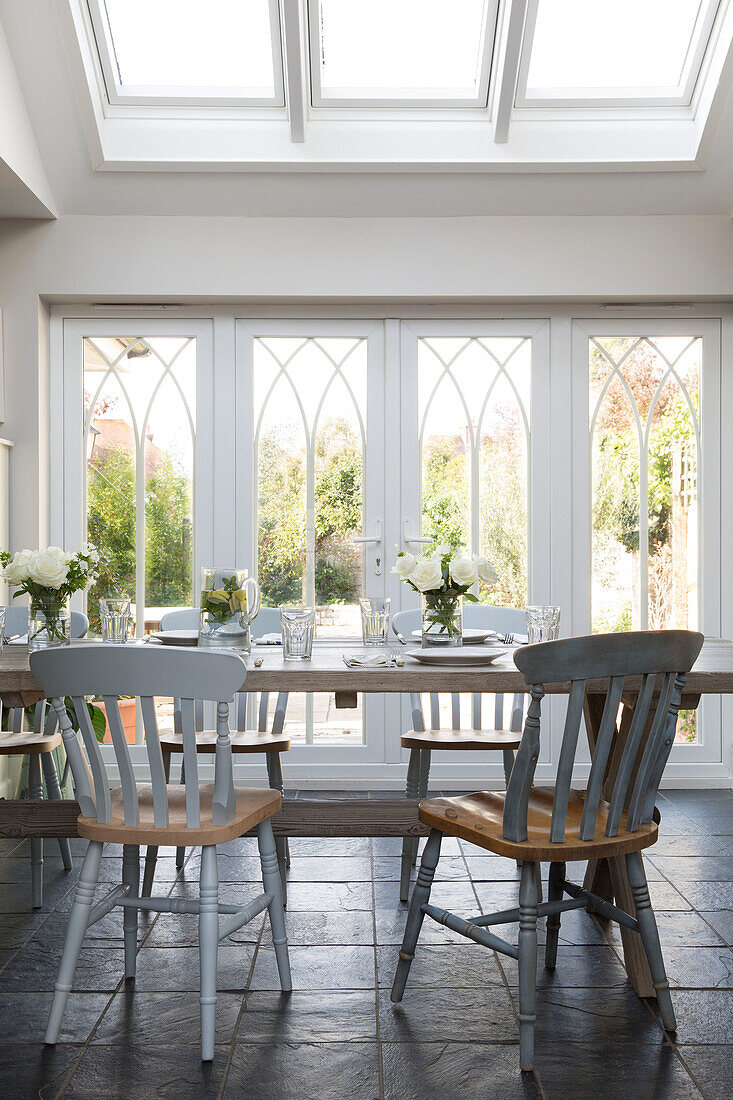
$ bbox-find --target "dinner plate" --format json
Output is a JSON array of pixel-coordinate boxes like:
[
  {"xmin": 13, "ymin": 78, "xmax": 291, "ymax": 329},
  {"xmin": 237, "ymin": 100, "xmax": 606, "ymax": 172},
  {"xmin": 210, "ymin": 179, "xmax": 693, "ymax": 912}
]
[
  {"xmin": 149, "ymin": 629, "xmax": 199, "ymax": 646},
  {"xmin": 406, "ymin": 646, "xmax": 509, "ymax": 667},
  {"xmin": 409, "ymin": 627, "xmax": 498, "ymax": 645}
]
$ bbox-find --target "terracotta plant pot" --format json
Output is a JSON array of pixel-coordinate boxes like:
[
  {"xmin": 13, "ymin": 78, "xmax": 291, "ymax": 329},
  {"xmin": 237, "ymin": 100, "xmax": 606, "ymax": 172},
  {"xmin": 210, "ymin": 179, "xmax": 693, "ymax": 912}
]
[{"xmin": 97, "ymin": 698, "xmax": 137, "ymax": 744}]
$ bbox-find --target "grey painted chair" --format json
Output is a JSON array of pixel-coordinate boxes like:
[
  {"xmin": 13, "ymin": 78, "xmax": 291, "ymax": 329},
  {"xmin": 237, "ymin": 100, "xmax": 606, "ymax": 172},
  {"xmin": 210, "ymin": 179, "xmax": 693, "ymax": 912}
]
[
  {"xmin": 142, "ymin": 607, "xmax": 291, "ymax": 899},
  {"xmin": 391, "ymin": 629, "xmax": 704, "ymax": 1072},
  {"xmin": 393, "ymin": 604, "xmax": 528, "ymax": 901},
  {"xmin": 31, "ymin": 643, "xmax": 290, "ymax": 1062},
  {"xmin": 0, "ymin": 605, "xmax": 89, "ymax": 907}
]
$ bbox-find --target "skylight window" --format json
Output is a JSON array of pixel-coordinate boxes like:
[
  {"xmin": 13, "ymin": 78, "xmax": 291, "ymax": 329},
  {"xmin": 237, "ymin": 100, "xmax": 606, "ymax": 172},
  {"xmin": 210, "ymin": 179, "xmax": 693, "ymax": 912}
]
[
  {"xmin": 516, "ymin": 0, "xmax": 721, "ymax": 106},
  {"xmin": 310, "ymin": 0, "xmax": 497, "ymax": 106},
  {"xmin": 92, "ymin": 0, "xmax": 284, "ymax": 105}
]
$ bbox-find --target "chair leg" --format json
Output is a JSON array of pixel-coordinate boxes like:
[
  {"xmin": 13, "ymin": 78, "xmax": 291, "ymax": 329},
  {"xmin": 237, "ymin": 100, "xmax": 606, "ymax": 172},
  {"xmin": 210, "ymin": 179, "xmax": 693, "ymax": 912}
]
[
  {"xmin": 626, "ymin": 850, "xmax": 676, "ymax": 1032},
  {"xmin": 122, "ymin": 845, "xmax": 140, "ymax": 979},
  {"xmin": 46, "ymin": 840, "xmax": 103, "ymax": 1044},
  {"xmin": 258, "ymin": 818, "xmax": 291, "ymax": 993},
  {"xmin": 176, "ymin": 757, "xmax": 186, "ymax": 869},
  {"xmin": 199, "ymin": 844, "xmax": 219, "ymax": 1061},
  {"xmin": 502, "ymin": 748, "xmax": 515, "ymax": 786},
  {"xmin": 518, "ymin": 860, "xmax": 540, "ymax": 1072},
  {"xmin": 267, "ymin": 752, "xmax": 288, "ymax": 906},
  {"xmin": 41, "ymin": 753, "xmax": 73, "ymax": 870},
  {"xmin": 28, "ymin": 755, "xmax": 44, "ymax": 908},
  {"xmin": 391, "ymin": 827, "xmax": 442, "ymax": 1003},
  {"xmin": 400, "ymin": 748, "xmax": 421, "ymax": 902},
  {"xmin": 142, "ymin": 755, "xmax": 172, "ymax": 898},
  {"xmin": 545, "ymin": 860, "xmax": 565, "ymax": 969}
]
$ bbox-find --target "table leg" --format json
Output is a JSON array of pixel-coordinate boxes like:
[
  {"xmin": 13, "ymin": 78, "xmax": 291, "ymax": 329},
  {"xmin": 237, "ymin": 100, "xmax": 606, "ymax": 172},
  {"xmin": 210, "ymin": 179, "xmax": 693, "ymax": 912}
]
[{"xmin": 583, "ymin": 694, "xmax": 655, "ymax": 998}]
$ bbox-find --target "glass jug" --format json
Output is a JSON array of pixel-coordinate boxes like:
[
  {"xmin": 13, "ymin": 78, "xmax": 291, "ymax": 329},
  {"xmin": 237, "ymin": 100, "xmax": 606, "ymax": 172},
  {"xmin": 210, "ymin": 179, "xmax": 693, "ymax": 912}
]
[{"xmin": 198, "ymin": 567, "xmax": 261, "ymax": 653}]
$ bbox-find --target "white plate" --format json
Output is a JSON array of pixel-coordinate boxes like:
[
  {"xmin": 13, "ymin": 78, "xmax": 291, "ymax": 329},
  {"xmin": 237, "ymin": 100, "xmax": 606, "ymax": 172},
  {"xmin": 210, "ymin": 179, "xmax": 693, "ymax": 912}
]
[
  {"xmin": 406, "ymin": 646, "xmax": 509, "ymax": 667},
  {"xmin": 409, "ymin": 627, "xmax": 498, "ymax": 645},
  {"xmin": 149, "ymin": 629, "xmax": 199, "ymax": 647}
]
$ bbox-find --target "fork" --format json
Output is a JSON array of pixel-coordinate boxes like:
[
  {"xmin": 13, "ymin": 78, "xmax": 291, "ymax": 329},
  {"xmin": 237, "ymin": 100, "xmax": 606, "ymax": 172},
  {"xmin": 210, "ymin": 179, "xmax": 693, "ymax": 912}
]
[{"xmin": 500, "ymin": 632, "xmax": 515, "ymax": 645}]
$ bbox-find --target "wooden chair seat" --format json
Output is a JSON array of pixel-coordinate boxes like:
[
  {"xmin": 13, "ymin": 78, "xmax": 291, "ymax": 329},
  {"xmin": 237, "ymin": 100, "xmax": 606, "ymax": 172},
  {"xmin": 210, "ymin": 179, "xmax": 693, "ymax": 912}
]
[
  {"xmin": 159, "ymin": 730, "xmax": 291, "ymax": 755},
  {"xmin": 419, "ymin": 785, "xmax": 658, "ymax": 861},
  {"xmin": 78, "ymin": 783, "xmax": 281, "ymax": 846},
  {"xmin": 0, "ymin": 731, "xmax": 62, "ymax": 756},
  {"xmin": 401, "ymin": 728, "xmax": 522, "ymax": 752}
]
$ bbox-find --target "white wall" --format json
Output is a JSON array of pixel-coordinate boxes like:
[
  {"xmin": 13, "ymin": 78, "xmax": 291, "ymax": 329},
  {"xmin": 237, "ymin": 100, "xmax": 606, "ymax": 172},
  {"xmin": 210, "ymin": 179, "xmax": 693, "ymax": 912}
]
[{"xmin": 0, "ymin": 212, "xmax": 732, "ymax": 547}]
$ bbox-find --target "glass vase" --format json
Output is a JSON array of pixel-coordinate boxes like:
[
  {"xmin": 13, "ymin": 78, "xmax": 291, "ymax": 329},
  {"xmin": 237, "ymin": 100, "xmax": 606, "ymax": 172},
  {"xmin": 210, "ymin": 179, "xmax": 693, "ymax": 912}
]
[
  {"xmin": 421, "ymin": 593, "xmax": 463, "ymax": 648},
  {"xmin": 28, "ymin": 595, "xmax": 71, "ymax": 651},
  {"xmin": 198, "ymin": 567, "xmax": 261, "ymax": 654}
]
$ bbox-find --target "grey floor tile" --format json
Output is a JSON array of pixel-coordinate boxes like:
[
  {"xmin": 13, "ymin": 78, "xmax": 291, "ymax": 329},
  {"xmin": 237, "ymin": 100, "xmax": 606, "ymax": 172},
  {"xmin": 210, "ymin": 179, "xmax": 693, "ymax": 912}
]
[
  {"xmin": 606, "ymin": 909, "xmax": 728, "ymax": 948},
  {"xmin": 91, "ymin": 990, "xmax": 242, "ymax": 1045},
  {"xmin": 374, "ymin": 879, "xmax": 477, "ymax": 911},
  {"xmin": 376, "ymin": 943, "xmax": 505, "ymax": 990},
  {"xmin": 698, "ymin": 910, "xmax": 733, "ymax": 945},
  {"xmin": 225, "ymin": 1041, "xmax": 381, "ymax": 1099},
  {"xmin": 534, "ymin": 1041, "xmax": 702, "ymax": 1099},
  {"xmin": 662, "ymin": 946, "xmax": 733, "ymax": 989},
  {"xmin": 677, "ymin": 1045, "xmax": 733, "ymax": 1100},
  {"xmin": 133, "ymin": 944, "xmax": 255, "ymax": 991},
  {"xmin": 0, "ymin": 1043, "xmax": 82, "ymax": 1100},
  {"xmin": 649, "ymin": 856, "xmax": 733, "ymax": 881},
  {"xmin": 503, "ymin": 946, "xmax": 630, "ymax": 989},
  {"xmin": 237, "ymin": 990, "xmax": 377, "ymax": 1043},
  {"xmin": 0, "ymin": 991, "xmax": 111, "ymax": 1043},
  {"xmin": 373, "ymin": 855, "xmax": 469, "ymax": 882},
  {"xmin": 382, "ymin": 1042, "xmax": 541, "ymax": 1100},
  {"xmin": 527, "ymin": 987, "xmax": 665, "ymax": 1044},
  {"xmin": 379, "ymin": 986, "xmax": 518, "ymax": 1043},
  {"xmin": 262, "ymin": 909, "xmax": 375, "ymax": 947},
  {"xmin": 285, "ymin": 881, "xmax": 374, "ymax": 911},
  {"xmin": 250, "ymin": 944, "xmax": 375, "ymax": 990},
  {"xmin": 283, "ymin": 857, "xmax": 374, "ymax": 882},
  {"xmin": 286, "ymin": 837, "xmax": 371, "ymax": 856},
  {"xmin": 64, "ymin": 1044, "xmax": 229, "ymax": 1099},
  {"xmin": 660, "ymin": 991, "xmax": 733, "ymax": 1044},
  {"xmin": 676, "ymin": 883, "xmax": 733, "ymax": 911},
  {"xmin": 0, "ymin": 941, "xmax": 125, "ymax": 992}
]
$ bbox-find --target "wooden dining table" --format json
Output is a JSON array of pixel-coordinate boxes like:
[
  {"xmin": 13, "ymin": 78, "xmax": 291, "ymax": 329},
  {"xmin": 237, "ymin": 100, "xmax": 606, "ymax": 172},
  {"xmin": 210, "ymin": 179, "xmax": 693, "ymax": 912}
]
[{"xmin": 1, "ymin": 635, "xmax": 732, "ymax": 1000}]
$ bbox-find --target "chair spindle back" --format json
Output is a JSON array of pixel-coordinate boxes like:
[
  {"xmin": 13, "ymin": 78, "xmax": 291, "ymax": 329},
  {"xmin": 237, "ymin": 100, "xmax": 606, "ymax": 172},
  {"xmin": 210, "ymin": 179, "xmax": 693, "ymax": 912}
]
[{"xmin": 508, "ymin": 630, "xmax": 704, "ymax": 844}]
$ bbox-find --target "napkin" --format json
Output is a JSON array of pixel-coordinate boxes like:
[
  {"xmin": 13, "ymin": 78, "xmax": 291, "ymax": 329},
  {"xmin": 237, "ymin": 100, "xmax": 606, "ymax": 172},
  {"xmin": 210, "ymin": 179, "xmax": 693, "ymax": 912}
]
[{"xmin": 342, "ymin": 652, "xmax": 396, "ymax": 668}]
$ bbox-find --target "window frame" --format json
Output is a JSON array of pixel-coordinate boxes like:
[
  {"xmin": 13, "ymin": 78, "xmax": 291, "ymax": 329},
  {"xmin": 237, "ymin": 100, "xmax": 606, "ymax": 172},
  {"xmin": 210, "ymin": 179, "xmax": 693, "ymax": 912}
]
[
  {"xmin": 515, "ymin": 0, "xmax": 723, "ymax": 109},
  {"xmin": 86, "ymin": 0, "xmax": 287, "ymax": 108}
]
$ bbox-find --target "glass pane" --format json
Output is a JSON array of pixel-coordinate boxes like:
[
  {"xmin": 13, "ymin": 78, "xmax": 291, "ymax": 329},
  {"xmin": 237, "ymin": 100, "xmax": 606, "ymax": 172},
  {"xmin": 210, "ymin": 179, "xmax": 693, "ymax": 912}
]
[
  {"xmin": 254, "ymin": 336, "xmax": 368, "ymax": 745},
  {"xmin": 316, "ymin": 0, "xmax": 492, "ymax": 100},
  {"xmin": 526, "ymin": 0, "xmax": 707, "ymax": 97},
  {"xmin": 418, "ymin": 336, "xmax": 530, "ymax": 606},
  {"xmin": 103, "ymin": 0, "xmax": 277, "ymax": 96},
  {"xmin": 589, "ymin": 335, "xmax": 701, "ymax": 743}
]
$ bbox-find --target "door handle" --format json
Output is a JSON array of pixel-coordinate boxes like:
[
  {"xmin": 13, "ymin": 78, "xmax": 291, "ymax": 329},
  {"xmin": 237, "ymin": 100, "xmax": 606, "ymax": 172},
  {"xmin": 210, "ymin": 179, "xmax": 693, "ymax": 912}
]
[
  {"xmin": 353, "ymin": 520, "xmax": 382, "ymax": 575},
  {"xmin": 403, "ymin": 520, "xmax": 433, "ymax": 546}
]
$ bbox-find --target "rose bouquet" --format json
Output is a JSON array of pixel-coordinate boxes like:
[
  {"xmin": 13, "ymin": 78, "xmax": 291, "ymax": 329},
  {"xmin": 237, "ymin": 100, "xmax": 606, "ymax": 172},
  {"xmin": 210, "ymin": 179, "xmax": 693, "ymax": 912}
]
[
  {"xmin": 392, "ymin": 544, "xmax": 498, "ymax": 646},
  {"xmin": 0, "ymin": 546, "xmax": 101, "ymax": 648}
]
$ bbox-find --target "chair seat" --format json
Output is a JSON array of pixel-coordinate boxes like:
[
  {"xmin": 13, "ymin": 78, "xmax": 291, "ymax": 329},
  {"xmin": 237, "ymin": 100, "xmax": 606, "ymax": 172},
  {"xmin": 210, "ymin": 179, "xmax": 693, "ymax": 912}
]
[
  {"xmin": 419, "ymin": 785, "xmax": 658, "ymax": 860},
  {"xmin": 401, "ymin": 728, "xmax": 522, "ymax": 751},
  {"xmin": 0, "ymin": 731, "xmax": 62, "ymax": 756},
  {"xmin": 78, "ymin": 783, "xmax": 281, "ymax": 845},
  {"xmin": 158, "ymin": 730, "xmax": 291, "ymax": 754}
]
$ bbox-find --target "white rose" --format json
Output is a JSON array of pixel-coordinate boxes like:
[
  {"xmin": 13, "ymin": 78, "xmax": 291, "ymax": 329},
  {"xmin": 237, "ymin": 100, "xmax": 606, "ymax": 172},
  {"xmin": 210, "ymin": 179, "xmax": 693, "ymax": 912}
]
[
  {"xmin": 391, "ymin": 552, "xmax": 417, "ymax": 579},
  {"xmin": 409, "ymin": 557, "xmax": 445, "ymax": 593},
  {"xmin": 46, "ymin": 545, "xmax": 73, "ymax": 565},
  {"xmin": 28, "ymin": 549, "xmax": 69, "ymax": 590},
  {"xmin": 3, "ymin": 549, "xmax": 35, "ymax": 584},
  {"xmin": 449, "ymin": 557, "xmax": 479, "ymax": 587},
  {"xmin": 431, "ymin": 543, "xmax": 452, "ymax": 560},
  {"xmin": 473, "ymin": 554, "xmax": 498, "ymax": 585}
]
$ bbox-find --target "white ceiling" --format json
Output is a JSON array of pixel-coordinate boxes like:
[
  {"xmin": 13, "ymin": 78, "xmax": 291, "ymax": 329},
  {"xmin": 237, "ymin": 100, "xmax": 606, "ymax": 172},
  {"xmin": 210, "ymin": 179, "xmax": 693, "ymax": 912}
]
[{"xmin": 3, "ymin": 0, "xmax": 733, "ymax": 219}]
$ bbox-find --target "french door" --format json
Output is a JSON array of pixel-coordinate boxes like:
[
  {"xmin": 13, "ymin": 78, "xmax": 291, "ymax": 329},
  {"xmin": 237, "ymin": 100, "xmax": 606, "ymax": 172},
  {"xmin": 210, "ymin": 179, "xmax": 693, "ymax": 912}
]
[{"xmin": 52, "ymin": 308, "xmax": 728, "ymax": 785}]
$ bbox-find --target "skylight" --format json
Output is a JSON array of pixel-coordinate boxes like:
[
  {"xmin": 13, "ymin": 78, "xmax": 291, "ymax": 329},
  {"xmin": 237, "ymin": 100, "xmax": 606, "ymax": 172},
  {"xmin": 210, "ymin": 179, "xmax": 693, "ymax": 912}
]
[
  {"xmin": 94, "ymin": 0, "xmax": 283, "ymax": 104},
  {"xmin": 310, "ymin": 0, "xmax": 497, "ymax": 106},
  {"xmin": 516, "ymin": 0, "xmax": 721, "ymax": 106}
]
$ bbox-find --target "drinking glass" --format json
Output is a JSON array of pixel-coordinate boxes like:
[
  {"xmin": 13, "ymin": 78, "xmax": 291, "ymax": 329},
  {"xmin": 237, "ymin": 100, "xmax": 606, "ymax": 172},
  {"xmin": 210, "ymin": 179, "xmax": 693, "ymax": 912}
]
[
  {"xmin": 280, "ymin": 607, "xmax": 315, "ymax": 661},
  {"xmin": 0, "ymin": 607, "xmax": 6, "ymax": 655},
  {"xmin": 99, "ymin": 598, "xmax": 131, "ymax": 644},
  {"xmin": 359, "ymin": 597, "xmax": 391, "ymax": 646},
  {"xmin": 526, "ymin": 605, "xmax": 561, "ymax": 643}
]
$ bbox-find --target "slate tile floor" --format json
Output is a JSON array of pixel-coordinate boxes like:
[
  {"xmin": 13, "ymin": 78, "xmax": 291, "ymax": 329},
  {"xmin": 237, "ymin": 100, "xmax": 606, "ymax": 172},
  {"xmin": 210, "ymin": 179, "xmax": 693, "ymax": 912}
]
[{"xmin": 0, "ymin": 788, "xmax": 730, "ymax": 1099}]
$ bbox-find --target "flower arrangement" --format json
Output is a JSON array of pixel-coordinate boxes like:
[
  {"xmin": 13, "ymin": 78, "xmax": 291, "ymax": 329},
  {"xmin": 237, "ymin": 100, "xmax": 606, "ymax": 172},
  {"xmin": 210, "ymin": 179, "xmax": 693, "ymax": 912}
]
[
  {"xmin": 0, "ymin": 545, "xmax": 101, "ymax": 647},
  {"xmin": 392, "ymin": 544, "xmax": 498, "ymax": 644}
]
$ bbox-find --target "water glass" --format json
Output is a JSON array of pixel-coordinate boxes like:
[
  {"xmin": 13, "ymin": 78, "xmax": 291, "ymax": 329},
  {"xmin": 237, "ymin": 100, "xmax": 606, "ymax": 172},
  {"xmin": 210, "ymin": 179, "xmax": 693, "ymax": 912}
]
[
  {"xmin": 526, "ymin": 605, "xmax": 561, "ymax": 643},
  {"xmin": 359, "ymin": 597, "xmax": 391, "ymax": 646},
  {"xmin": 280, "ymin": 607, "xmax": 315, "ymax": 661},
  {"xmin": 99, "ymin": 598, "xmax": 131, "ymax": 644}
]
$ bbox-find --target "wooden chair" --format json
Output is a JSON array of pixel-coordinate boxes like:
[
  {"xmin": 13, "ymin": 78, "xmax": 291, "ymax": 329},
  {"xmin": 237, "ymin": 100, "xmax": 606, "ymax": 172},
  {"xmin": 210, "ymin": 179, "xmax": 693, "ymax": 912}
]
[
  {"xmin": 0, "ymin": 606, "xmax": 89, "ymax": 907},
  {"xmin": 141, "ymin": 607, "xmax": 291, "ymax": 900},
  {"xmin": 392, "ymin": 605, "xmax": 528, "ymax": 901},
  {"xmin": 391, "ymin": 629, "xmax": 704, "ymax": 1072},
  {"xmin": 30, "ymin": 643, "xmax": 290, "ymax": 1062}
]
